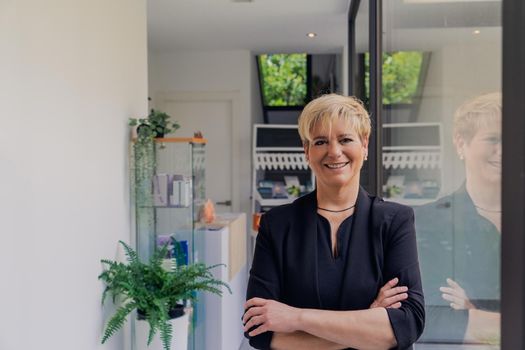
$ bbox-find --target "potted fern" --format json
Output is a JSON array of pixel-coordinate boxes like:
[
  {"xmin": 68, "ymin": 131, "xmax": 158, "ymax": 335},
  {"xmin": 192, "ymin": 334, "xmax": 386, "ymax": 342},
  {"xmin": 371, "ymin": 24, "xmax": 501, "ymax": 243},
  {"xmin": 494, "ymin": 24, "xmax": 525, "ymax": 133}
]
[{"xmin": 99, "ymin": 240, "xmax": 230, "ymax": 350}]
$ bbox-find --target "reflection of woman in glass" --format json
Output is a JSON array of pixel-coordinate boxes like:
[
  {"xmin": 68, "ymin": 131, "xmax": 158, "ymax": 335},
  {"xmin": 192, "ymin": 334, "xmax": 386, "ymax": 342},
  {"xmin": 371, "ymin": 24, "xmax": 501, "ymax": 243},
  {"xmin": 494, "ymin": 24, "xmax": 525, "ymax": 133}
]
[
  {"xmin": 244, "ymin": 94, "xmax": 424, "ymax": 349},
  {"xmin": 416, "ymin": 92, "xmax": 501, "ymax": 344}
]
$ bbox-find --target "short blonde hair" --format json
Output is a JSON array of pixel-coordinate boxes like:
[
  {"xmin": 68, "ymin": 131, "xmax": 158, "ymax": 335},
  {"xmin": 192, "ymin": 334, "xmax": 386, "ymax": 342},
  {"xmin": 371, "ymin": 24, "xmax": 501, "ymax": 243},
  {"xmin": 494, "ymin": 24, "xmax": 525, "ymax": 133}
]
[
  {"xmin": 454, "ymin": 92, "xmax": 501, "ymax": 142},
  {"xmin": 298, "ymin": 94, "xmax": 371, "ymax": 145}
]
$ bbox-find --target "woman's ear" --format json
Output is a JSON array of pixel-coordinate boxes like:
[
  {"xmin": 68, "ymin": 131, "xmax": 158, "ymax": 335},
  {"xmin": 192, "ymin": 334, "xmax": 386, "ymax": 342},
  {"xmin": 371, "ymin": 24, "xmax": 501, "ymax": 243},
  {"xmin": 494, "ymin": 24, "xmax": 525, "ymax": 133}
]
[{"xmin": 362, "ymin": 139, "xmax": 369, "ymax": 160}]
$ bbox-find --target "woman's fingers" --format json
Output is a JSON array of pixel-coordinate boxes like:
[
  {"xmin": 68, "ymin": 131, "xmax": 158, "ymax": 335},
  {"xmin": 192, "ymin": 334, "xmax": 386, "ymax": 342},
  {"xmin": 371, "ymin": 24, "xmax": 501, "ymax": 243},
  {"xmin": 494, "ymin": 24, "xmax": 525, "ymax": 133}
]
[
  {"xmin": 244, "ymin": 297, "xmax": 267, "ymax": 310},
  {"xmin": 439, "ymin": 286, "xmax": 458, "ymax": 296},
  {"xmin": 379, "ymin": 277, "xmax": 399, "ymax": 292},
  {"xmin": 370, "ymin": 278, "xmax": 408, "ymax": 308},
  {"xmin": 383, "ymin": 286, "xmax": 409, "ymax": 298},
  {"xmin": 249, "ymin": 323, "xmax": 269, "ymax": 337},
  {"xmin": 440, "ymin": 279, "xmax": 475, "ymax": 310},
  {"xmin": 389, "ymin": 302, "xmax": 402, "ymax": 309},
  {"xmin": 242, "ymin": 298, "xmax": 300, "ymax": 335},
  {"xmin": 446, "ymin": 278, "xmax": 461, "ymax": 289},
  {"xmin": 244, "ymin": 314, "xmax": 265, "ymax": 332},
  {"xmin": 242, "ymin": 306, "xmax": 263, "ymax": 325},
  {"xmin": 383, "ymin": 293, "xmax": 409, "ymax": 308}
]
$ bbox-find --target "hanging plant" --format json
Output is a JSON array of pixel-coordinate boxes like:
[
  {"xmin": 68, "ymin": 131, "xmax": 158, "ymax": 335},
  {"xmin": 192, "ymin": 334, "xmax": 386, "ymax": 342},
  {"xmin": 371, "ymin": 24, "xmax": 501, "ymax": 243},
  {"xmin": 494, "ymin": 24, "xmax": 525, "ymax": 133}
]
[{"xmin": 130, "ymin": 109, "xmax": 180, "ymax": 145}]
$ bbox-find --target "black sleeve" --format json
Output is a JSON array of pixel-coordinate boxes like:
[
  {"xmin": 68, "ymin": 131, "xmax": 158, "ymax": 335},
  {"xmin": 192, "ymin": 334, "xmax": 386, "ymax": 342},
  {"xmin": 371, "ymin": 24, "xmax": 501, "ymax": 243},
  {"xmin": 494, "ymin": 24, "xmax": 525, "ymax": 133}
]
[
  {"xmin": 383, "ymin": 207, "xmax": 426, "ymax": 349},
  {"xmin": 244, "ymin": 214, "xmax": 281, "ymax": 349}
]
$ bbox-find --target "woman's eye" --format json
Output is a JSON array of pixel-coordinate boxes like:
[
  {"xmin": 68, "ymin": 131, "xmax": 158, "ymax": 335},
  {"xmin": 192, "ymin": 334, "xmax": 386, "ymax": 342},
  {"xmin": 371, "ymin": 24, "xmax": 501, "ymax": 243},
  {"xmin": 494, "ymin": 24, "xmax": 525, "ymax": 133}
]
[
  {"xmin": 340, "ymin": 138, "xmax": 353, "ymax": 144},
  {"xmin": 484, "ymin": 136, "xmax": 501, "ymax": 144},
  {"xmin": 314, "ymin": 140, "xmax": 327, "ymax": 146}
]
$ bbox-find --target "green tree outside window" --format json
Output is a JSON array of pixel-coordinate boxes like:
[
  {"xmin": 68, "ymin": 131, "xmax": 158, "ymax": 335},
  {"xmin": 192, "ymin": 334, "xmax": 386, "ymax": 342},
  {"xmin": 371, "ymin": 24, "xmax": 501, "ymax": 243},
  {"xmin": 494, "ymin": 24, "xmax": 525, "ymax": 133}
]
[
  {"xmin": 258, "ymin": 53, "xmax": 307, "ymax": 107},
  {"xmin": 365, "ymin": 51, "xmax": 424, "ymax": 105}
]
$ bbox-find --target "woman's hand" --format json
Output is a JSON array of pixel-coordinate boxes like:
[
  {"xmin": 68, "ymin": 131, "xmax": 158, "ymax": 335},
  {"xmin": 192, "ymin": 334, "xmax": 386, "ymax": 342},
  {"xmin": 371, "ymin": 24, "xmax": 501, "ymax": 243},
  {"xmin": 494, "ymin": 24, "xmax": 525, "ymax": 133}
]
[
  {"xmin": 440, "ymin": 278, "xmax": 476, "ymax": 310},
  {"xmin": 370, "ymin": 277, "xmax": 408, "ymax": 309},
  {"xmin": 243, "ymin": 297, "xmax": 301, "ymax": 337}
]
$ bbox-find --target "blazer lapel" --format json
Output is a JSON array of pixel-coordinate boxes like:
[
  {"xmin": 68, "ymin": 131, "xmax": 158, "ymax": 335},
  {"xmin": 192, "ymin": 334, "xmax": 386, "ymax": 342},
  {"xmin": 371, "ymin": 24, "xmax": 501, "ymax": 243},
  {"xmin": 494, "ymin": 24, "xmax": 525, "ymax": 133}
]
[
  {"xmin": 288, "ymin": 191, "xmax": 322, "ymax": 308},
  {"xmin": 339, "ymin": 187, "xmax": 378, "ymax": 309}
]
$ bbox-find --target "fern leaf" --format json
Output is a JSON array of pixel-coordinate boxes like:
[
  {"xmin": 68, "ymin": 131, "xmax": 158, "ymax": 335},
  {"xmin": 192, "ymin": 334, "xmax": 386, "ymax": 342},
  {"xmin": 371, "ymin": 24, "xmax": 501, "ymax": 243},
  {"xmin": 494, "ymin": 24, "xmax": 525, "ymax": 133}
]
[
  {"xmin": 119, "ymin": 240, "xmax": 139, "ymax": 264},
  {"xmin": 146, "ymin": 319, "xmax": 158, "ymax": 346},
  {"xmin": 159, "ymin": 318, "xmax": 173, "ymax": 350},
  {"xmin": 101, "ymin": 301, "xmax": 137, "ymax": 344}
]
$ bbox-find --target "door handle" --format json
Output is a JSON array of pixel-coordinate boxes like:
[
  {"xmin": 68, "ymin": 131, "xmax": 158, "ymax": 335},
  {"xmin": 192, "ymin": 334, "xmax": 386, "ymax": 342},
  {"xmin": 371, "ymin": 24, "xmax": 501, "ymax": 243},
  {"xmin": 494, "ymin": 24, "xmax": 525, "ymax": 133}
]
[{"xmin": 216, "ymin": 200, "xmax": 232, "ymax": 206}]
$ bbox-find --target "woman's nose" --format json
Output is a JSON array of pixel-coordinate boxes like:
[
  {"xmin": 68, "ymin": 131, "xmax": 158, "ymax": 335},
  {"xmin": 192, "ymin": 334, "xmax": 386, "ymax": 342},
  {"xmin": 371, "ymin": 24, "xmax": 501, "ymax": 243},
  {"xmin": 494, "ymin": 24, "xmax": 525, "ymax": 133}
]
[{"xmin": 327, "ymin": 142, "xmax": 342, "ymax": 157}]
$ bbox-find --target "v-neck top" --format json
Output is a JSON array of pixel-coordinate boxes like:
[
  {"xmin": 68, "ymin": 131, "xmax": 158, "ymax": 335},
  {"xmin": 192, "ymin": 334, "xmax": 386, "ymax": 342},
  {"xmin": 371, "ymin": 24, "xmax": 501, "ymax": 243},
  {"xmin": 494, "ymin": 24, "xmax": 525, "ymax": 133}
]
[{"xmin": 317, "ymin": 213, "xmax": 354, "ymax": 310}]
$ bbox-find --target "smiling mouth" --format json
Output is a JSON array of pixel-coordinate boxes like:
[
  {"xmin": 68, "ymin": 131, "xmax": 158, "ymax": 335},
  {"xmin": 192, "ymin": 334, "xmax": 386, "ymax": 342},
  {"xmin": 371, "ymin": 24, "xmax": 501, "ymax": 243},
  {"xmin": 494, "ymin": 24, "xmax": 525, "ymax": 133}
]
[{"xmin": 324, "ymin": 162, "xmax": 349, "ymax": 169}]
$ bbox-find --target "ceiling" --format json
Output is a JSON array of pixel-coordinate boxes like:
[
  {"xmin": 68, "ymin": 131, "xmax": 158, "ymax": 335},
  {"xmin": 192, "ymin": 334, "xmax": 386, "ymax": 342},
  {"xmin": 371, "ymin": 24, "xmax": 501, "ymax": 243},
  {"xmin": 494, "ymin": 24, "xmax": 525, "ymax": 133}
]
[
  {"xmin": 147, "ymin": 0, "xmax": 501, "ymax": 54},
  {"xmin": 147, "ymin": 0, "xmax": 350, "ymax": 54}
]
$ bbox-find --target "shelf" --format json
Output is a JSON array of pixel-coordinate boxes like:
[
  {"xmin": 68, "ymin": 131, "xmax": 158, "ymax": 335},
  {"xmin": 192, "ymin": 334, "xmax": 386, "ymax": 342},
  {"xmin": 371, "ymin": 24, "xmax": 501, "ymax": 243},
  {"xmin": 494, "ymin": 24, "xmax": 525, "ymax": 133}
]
[
  {"xmin": 382, "ymin": 151, "xmax": 441, "ymax": 170},
  {"xmin": 254, "ymin": 191, "xmax": 295, "ymax": 207},
  {"xmin": 257, "ymin": 197, "xmax": 294, "ymax": 206},
  {"xmin": 139, "ymin": 205, "xmax": 192, "ymax": 209},
  {"xmin": 155, "ymin": 137, "xmax": 207, "ymax": 144},
  {"xmin": 254, "ymin": 152, "xmax": 308, "ymax": 170}
]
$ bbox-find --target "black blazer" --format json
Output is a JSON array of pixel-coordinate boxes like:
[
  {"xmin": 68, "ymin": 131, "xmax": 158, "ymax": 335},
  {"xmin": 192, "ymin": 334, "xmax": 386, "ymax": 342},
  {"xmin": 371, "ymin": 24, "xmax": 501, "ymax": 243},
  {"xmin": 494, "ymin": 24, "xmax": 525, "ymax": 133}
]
[
  {"xmin": 415, "ymin": 184, "xmax": 500, "ymax": 343},
  {"xmin": 246, "ymin": 188, "xmax": 425, "ymax": 350}
]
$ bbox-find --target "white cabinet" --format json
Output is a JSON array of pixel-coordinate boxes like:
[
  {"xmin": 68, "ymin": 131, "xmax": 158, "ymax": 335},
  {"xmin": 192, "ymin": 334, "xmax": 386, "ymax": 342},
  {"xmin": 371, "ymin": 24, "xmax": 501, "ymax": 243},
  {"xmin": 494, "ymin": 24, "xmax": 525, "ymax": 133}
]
[{"xmin": 194, "ymin": 213, "xmax": 247, "ymax": 350}]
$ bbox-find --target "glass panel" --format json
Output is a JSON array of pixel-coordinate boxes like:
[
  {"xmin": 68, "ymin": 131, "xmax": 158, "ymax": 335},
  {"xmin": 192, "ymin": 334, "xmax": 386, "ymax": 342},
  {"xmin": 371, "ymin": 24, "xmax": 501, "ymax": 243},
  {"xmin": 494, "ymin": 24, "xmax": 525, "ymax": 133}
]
[{"xmin": 381, "ymin": 0, "xmax": 502, "ymax": 347}]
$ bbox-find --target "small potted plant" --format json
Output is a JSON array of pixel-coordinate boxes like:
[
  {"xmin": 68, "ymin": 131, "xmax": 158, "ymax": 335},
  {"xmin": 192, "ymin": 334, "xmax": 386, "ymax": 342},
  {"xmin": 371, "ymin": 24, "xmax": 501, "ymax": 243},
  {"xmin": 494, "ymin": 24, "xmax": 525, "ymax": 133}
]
[
  {"xmin": 99, "ymin": 240, "xmax": 230, "ymax": 350},
  {"xmin": 130, "ymin": 109, "xmax": 180, "ymax": 144}
]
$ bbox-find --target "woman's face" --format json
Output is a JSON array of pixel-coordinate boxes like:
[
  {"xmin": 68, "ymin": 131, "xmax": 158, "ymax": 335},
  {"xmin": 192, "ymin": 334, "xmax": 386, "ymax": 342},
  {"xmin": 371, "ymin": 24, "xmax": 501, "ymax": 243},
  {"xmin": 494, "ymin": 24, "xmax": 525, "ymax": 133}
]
[
  {"xmin": 457, "ymin": 120, "xmax": 502, "ymax": 185},
  {"xmin": 304, "ymin": 118, "xmax": 368, "ymax": 190}
]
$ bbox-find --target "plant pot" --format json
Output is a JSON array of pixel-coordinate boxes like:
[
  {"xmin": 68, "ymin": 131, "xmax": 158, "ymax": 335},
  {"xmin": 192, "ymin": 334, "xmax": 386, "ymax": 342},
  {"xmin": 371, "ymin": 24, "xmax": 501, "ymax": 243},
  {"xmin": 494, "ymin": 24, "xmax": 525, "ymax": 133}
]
[{"xmin": 135, "ymin": 306, "xmax": 189, "ymax": 350}]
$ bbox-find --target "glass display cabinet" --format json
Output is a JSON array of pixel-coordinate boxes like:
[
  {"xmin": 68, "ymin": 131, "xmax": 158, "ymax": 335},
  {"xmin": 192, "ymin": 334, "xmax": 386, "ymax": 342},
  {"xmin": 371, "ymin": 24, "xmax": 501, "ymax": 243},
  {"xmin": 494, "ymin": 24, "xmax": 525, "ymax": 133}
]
[{"xmin": 130, "ymin": 137, "xmax": 206, "ymax": 350}]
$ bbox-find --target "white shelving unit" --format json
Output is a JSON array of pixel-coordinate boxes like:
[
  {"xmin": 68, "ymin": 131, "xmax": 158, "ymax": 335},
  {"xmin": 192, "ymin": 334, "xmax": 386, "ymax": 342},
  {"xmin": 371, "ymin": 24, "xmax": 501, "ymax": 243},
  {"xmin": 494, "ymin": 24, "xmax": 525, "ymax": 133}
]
[
  {"xmin": 382, "ymin": 122, "xmax": 443, "ymax": 206},
  {"xmin": 251, "ymin": 124, "xmax": 314, "ymax": 240}
]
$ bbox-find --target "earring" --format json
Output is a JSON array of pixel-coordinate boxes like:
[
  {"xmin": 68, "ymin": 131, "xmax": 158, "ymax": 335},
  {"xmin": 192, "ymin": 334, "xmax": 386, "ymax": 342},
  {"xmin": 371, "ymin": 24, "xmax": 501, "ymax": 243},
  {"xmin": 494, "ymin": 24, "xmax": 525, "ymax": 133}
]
[{"xmin": 458, "ymin": 153, "xmax": 464, "ymax": 160}]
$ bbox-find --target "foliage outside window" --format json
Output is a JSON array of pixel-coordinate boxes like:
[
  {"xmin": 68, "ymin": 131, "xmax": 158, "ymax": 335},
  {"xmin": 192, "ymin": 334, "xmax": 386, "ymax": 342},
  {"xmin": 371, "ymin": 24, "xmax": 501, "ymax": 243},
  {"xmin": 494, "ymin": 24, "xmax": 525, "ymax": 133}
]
[
  {"xmin": 258, "ymin": 53, "xmax": 307, "ymax": 107},
  {"xmin": 365, "ymin": 51, "xmax": 424, "ymax": 105}
]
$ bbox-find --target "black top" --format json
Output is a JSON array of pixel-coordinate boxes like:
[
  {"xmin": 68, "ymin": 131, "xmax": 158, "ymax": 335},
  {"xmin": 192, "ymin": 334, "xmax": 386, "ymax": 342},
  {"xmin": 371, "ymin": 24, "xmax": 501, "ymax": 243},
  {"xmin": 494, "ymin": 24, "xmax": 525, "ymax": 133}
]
[
  {"xmin": 317, "ymin": 214, "xmax": 354, "ymax": 310},
  {"xmin": 415, "ymin": 184, "xmax": 500, "ymax": 343},
  {"xmin": 245, "ymin": 188, "xmax": 425, "ymax": 350}
]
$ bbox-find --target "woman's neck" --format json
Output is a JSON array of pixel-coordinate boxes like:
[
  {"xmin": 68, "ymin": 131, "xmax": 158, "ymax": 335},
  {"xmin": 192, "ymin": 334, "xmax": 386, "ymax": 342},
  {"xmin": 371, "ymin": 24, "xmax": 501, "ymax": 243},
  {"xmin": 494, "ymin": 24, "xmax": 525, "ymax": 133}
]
[
  {"xmin": 466, "ymin": 176, "xmax": 501, "ymax": 212},
  {"xmin": 316, "ymin": 182, "xmax": 359, "ymax": 209}
]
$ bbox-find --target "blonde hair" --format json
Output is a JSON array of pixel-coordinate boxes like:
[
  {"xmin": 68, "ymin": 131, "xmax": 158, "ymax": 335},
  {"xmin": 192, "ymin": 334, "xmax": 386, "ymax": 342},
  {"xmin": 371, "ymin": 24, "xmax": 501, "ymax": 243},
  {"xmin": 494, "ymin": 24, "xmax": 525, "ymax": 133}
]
[
  {"xmin": 454, "ymin": 92, "xmax": 501, "ymax": 142},
  {"xmin": 298, "ymin": 94, "xmax": 371, "ymax": 145}
]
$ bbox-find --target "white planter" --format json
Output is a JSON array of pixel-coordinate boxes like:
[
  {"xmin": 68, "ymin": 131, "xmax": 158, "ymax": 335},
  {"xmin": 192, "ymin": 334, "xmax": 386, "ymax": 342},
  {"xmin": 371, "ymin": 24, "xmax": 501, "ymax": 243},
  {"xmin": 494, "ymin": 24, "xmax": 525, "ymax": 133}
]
[{"xmin": 135, "ymin": 310, "xmax": 189, "ymax": 350}]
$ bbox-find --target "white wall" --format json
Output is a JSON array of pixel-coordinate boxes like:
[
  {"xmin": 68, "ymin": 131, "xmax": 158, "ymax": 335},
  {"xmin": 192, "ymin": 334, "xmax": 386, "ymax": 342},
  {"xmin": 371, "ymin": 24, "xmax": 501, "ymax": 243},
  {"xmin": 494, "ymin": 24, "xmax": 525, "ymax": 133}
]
[
  {"xmin": 0, "ymin": 1, "xmax": 147, "ymax": 349},
  {"xmin": 148, "ymin": 50, "xmax": 254, "ymax": 227}
]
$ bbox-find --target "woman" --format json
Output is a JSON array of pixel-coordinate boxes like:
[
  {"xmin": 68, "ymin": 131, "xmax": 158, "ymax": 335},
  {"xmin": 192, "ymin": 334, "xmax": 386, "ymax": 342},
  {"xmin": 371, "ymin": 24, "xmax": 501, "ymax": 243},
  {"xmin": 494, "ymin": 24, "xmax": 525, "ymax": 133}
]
[
  {"xmin": 416, "ymin": 92, "xmax": 501, "ymax": 344},
  {"xmin": 244, "ymin": 94, "xmax": 425, "ymax": 349}
]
